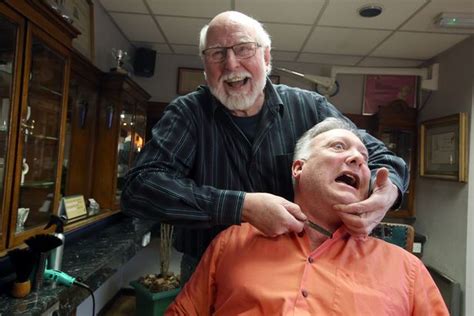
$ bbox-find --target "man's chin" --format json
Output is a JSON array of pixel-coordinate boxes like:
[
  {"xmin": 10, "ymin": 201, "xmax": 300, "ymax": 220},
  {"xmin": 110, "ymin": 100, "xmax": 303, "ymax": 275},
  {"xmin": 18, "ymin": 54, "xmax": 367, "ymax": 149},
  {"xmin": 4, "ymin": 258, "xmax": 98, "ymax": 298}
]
[{"xmin": 333, "ymin": 194, "xmax": 364, "ymax": 206}]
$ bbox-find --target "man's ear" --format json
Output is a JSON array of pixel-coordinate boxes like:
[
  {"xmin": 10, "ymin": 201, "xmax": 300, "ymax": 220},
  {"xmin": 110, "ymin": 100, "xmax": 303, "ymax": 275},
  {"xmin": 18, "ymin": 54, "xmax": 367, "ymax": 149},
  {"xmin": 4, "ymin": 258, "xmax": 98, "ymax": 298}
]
[
  {"xmin": 264, "ymin": 47, "xmax": 271, "ymax": 67},
  {"xmin": 292, "ymin": 159, "xmax": 305, "ymax": 179}
]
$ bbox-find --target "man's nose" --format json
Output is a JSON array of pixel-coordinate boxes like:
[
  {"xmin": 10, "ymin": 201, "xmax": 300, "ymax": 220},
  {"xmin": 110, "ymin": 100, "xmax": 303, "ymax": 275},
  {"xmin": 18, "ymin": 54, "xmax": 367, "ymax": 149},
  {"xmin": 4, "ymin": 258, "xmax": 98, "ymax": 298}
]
[
  {"xmin": 346, "ymin": 150, "xmax": 365, "ymax": 166},
  {"xmin": 223, "ymin": 49, "xmax": 240, "ymax": 69}
]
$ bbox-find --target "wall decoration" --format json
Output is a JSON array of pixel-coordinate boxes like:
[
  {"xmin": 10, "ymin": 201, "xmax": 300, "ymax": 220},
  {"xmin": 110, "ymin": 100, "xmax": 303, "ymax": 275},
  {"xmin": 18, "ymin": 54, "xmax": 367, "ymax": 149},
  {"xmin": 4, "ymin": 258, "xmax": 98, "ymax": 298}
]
[
  {"xmin": 177, "ymin": 68, "xmax": 205, "ymax": 95},
  {"xmin": 48, "ymin": 0, "xmax": 95, "ymax": 61},
  {"xmin": 363, "ymin": 75, "xmax": 417, "ymax": 114},
  {"xmin": 419, "ymin": 113, "xmax": 468, "ymax": 182}
]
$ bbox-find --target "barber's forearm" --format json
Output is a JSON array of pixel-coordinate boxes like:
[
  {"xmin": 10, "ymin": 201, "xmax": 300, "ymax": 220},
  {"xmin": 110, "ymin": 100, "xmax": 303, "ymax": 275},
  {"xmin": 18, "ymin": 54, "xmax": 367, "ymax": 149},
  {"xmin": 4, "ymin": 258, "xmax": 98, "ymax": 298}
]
[{"xmin": 121, "ymin": 171, "xmax": 244, "ymax": 226}]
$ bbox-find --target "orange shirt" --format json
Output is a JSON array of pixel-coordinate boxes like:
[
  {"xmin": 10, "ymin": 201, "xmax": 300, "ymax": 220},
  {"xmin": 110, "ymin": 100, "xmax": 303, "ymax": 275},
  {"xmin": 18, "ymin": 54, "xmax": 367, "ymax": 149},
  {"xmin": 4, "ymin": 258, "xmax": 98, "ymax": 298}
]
[{"xmin": 166, "ymin": 223, "xmax": 449, "ymax": 316}]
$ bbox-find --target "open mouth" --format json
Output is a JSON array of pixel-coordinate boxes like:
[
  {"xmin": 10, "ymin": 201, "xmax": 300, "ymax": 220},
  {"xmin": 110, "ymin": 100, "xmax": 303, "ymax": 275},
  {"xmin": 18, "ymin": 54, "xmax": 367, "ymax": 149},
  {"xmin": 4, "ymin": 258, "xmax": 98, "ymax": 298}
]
[
  {"xmin": 225, "ymin": 76, "xmax": 250, "ymax": 88},
  {"xmin": 335, "ymin": 172, "xmax": 360, "ymax": 189}
]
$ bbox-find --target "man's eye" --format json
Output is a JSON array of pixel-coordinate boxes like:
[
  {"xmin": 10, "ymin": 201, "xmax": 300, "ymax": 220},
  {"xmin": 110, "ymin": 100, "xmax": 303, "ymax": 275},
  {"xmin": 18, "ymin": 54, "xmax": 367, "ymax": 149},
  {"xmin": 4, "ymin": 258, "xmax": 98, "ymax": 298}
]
[
  {"xmin": 211, "ymin": 50, "xmax": 224, "ymax": 59},
  {"xmin": 333, "ymin": 142, "xmax": 345, "ymax": 150}
]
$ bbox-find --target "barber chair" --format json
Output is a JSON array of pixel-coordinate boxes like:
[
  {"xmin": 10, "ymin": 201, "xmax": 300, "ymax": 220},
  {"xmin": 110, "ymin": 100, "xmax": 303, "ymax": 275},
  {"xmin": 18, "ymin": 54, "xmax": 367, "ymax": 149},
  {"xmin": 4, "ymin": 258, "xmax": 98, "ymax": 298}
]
[{"xmin": 371, "ymin": 222, "xmax": 415, "ymax": 252}]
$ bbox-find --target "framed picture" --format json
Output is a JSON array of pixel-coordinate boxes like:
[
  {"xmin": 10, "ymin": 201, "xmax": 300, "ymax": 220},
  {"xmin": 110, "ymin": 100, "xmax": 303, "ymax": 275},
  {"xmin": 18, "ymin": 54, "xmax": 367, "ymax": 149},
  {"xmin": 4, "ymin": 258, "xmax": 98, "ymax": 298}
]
[
  {"xmin": 177, "ymin": 68, "xmax": 205, "ymax": 95},
  {"xmin": 419, "ymin": 113, "xmax": 468, "ymax": 182},
  {"xmin": 363, "ymin": 75, "xmax": 417, "ymax": 114},
  {"xmin": 51, "ymin": 0, "xmax": 95, "ymax": 61},
  {"xmin": 61, "ymin": 195, "xmax": 88, "ymax": 221}
]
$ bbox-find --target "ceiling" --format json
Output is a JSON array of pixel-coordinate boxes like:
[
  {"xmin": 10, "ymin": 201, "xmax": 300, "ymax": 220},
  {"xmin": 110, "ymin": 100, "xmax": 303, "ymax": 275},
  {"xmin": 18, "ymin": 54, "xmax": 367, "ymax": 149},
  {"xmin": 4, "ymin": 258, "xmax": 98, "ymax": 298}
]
[{"xmin": 98, "ymin": 0, "xmax": 473, "ymax": 68}]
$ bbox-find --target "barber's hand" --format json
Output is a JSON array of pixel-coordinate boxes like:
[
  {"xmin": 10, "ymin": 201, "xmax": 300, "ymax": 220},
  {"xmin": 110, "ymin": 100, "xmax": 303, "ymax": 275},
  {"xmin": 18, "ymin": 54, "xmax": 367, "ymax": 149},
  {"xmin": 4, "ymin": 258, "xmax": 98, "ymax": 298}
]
[
  {"xmin": 242, "ymin": 193, "xmax": 307, "ymax": 237},
  {"xmin": 333, "ymin": 168, "xmax": 398, "ymax": 238}
]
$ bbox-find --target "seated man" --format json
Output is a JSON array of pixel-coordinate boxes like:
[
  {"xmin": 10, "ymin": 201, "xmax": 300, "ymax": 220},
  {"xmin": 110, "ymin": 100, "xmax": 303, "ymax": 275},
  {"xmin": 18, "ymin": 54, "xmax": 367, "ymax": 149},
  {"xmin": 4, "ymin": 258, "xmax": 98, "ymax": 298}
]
[{"xmin": 166, "ymin": 118, "xmax": 448, "ymax": 316}]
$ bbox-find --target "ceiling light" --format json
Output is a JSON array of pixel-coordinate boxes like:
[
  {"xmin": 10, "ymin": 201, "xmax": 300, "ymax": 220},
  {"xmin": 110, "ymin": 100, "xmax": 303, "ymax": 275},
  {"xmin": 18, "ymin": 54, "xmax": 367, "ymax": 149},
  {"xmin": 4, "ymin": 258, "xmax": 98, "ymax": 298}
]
[
  {"xmin": 435, "ymin": 13, "xmax": 474, "ymax": 29},
  {"xmin": 358, "ymin": 5, "xmax": 383, "ymax": 18}
]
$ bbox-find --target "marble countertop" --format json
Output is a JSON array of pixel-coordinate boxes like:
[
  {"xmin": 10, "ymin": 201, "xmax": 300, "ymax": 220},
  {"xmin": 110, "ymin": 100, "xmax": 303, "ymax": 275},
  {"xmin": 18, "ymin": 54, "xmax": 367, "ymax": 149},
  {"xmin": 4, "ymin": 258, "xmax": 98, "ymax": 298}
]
[{"xmin": 0, "ymin": 214, "xmax": 155, "ymax": 316}]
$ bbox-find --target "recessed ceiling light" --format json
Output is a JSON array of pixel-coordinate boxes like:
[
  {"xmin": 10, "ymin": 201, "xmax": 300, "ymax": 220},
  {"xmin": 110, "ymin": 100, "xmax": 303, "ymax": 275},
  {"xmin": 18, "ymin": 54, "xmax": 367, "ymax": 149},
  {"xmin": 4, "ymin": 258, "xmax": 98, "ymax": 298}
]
[{"xmin": 358, "ymin": 5, "xmax": 383, "ymax": 18}]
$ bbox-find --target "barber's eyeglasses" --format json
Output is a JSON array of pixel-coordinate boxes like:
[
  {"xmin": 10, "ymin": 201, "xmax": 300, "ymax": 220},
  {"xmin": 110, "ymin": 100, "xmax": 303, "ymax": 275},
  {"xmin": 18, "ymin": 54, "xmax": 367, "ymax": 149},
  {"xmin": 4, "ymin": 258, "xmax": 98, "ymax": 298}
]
[{"xmin": 202, "ymin": 42, "xmax": 261, "ymax": 63}]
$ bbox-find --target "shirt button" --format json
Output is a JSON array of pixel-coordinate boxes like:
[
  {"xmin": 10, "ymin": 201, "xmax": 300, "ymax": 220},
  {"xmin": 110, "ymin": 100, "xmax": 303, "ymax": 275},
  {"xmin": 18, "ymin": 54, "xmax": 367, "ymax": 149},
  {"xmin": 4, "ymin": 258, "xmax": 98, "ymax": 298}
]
[
  {"xmin": 308, "ymin": 257, "xmax": 314, "ymax": 263},
  {"xmin": 301, "ymin": 289, "xmax": 308, "ymax": 297}
]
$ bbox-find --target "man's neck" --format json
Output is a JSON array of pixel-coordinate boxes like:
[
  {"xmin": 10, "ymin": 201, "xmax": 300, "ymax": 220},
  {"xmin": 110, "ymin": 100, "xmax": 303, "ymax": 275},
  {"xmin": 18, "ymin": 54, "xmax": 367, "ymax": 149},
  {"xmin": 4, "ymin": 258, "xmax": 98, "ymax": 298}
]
[{"xmin": 298, "ymin": 203, "xmax": 341, "ymax": 250}]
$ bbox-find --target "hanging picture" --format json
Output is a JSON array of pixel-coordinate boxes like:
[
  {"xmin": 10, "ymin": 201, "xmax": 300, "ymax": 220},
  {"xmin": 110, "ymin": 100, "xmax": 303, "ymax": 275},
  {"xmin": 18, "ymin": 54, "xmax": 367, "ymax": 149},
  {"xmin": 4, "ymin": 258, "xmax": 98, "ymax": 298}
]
[
  {"xmin": 363, "ymin": 75, "xmax": 417, "ymax": 114},
  {"xmin": 419, "ymin": 113, "xmax": 468, "ymax": 182}
]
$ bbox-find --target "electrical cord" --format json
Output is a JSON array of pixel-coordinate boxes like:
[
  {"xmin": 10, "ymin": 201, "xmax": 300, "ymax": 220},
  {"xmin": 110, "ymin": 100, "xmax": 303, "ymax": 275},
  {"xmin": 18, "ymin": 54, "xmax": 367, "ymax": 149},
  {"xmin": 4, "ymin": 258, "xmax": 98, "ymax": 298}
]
[{"xmin": 74, "ymin": 280, "xmax": 95, "ymax": 316}]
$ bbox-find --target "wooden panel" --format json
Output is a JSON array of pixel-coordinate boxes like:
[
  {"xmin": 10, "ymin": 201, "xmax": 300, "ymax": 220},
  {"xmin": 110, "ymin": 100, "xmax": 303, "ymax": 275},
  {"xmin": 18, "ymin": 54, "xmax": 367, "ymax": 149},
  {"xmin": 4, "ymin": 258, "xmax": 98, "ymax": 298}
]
[{"xmin": 63, "ymin": 51, "xmax": 102, "ymax": 199}]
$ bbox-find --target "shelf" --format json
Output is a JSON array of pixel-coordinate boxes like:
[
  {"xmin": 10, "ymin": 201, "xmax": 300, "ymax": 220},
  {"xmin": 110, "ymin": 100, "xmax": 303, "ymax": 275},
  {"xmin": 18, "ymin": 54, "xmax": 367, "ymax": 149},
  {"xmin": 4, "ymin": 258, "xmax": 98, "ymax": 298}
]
[
  {"xmin": 27, "ymin": 133, "xmax": 59, "ymax": 141},
  {"xmin": 29, "ymin": 82, "xmax": 63, "ymax": 97},
  {"xmin": 0, "ymin": 66, "xmax": 12, "ymax": 75},
  {"xmin": 21, "ymin": 181, "xmax": 55, "ymax": 188}
]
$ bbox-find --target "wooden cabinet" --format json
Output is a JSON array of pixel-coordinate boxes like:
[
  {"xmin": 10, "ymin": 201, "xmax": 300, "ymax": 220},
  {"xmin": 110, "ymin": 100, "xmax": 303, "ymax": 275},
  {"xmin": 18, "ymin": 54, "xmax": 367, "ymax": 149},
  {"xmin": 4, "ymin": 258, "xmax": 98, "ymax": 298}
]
[
  {"xmin": 345, "ymin": 100, "xmax": 417, "ymax": 219},
  {"xmin": 92, "ymin": 73, "xmax": 150, "ymax": 211},
  {"xmin": 0, "ymin": 1, "xmax": 78, "ymax": 250},
  {"xmin": 61, "ymin": 50, "xmax": 102, "ymax": 201},
  {"xmin": 375, "ymin": 100, "xmax": 417, "ymax": 218}
]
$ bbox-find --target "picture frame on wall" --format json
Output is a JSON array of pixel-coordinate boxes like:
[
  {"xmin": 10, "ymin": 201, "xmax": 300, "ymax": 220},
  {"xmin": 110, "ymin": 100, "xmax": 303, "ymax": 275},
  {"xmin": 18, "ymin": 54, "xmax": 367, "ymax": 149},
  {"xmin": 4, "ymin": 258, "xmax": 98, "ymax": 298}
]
[
  {"xmin": 49, "ymin": 0, "xmax": 95, "ymax": 61},
  {"xmin": 363, "ymin": 75, "xmax": 417, "ymax": 115},
  {"xmin": 177, "ymin": 68, "xmax": 205, "ymax": 95},
  {"xmin": 419, "ymin": 113, "xmax": 468, "ymax": 182}
]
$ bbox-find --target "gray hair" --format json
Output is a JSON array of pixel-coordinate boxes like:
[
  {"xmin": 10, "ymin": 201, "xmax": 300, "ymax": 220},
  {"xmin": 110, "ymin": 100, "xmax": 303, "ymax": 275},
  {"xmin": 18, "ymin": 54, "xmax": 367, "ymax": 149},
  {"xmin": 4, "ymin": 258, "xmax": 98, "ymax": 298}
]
[
  {"xmin": 198, "ymin": 11, "xmax": 272, "ymax": 73},
  {"xmin": 293, "ymin": 117, "xmax": 363, "ymax": 162}
]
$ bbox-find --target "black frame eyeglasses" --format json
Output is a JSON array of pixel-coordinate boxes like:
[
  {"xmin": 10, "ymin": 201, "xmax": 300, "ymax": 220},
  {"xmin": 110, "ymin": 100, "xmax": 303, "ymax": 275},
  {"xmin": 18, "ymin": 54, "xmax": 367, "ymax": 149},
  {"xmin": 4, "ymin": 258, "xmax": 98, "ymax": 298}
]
[{"xmin": 202, "ymin": 42, "xmax": 261, "ymax": 63}]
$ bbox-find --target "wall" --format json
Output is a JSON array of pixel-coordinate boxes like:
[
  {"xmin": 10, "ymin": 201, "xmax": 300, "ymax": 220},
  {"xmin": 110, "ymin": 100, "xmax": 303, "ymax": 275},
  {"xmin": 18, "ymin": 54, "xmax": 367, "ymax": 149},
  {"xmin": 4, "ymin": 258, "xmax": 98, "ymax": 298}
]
[
  {"xmin": 93, "ymin": 0, "xmax": 135, "ymax": 72},
  {"xmin": 414, "ymin": 37, "xmax": 473, "ymax": 316},
  {"xmin": 466, "ymin": 81, "xmax": 474, "ymax": 316}
]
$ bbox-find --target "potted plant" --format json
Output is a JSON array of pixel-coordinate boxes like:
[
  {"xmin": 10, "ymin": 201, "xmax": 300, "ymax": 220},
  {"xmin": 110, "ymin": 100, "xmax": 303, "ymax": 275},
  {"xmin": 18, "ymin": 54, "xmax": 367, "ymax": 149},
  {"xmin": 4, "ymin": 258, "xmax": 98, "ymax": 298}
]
[{"xmin": 130, "ymin": 223, "xmax": 180, "ymax": 315}]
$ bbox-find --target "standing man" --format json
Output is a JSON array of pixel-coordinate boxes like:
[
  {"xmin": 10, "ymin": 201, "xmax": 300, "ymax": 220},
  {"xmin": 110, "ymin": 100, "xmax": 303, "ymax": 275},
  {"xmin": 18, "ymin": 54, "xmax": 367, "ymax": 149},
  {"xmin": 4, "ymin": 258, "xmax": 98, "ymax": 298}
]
[{"xmin": 121, "ymin": 11, "xmax": 408, "ymax": 284}]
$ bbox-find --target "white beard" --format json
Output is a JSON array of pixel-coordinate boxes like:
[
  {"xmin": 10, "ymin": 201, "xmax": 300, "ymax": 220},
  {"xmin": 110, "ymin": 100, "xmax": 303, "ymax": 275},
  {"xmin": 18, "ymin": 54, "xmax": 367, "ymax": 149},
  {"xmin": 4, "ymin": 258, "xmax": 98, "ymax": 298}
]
[{"xmin": 209, "ymin": 71, "xmax": 267, "ymax": 111}]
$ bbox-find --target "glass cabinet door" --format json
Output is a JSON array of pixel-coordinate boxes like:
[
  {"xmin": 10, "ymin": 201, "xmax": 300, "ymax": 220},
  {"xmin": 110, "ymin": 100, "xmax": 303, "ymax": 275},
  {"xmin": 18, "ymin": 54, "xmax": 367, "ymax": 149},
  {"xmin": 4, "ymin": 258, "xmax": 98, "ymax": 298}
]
[
  {"xmin": 10, "ymin": 25, "xmax": 69, "ymax": 245},
  {"xmin": 0, "ymin": 6, "xmax": 23, "ymax": 250},
  {"xmin": 116, "ymin": 99, "xmax": 133, "ymax": 202},
  {"xmin": 131, "ymin": 103, "xmax": 146, "ymax": 163}
]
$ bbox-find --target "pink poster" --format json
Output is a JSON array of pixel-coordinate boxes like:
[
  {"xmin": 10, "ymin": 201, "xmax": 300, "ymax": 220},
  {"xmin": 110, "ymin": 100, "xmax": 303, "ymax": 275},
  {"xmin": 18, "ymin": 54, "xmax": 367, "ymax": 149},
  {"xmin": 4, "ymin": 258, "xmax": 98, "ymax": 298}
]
[{"xmin": 363, "ymin": 75, "xmax": 417, "ymax": 114}]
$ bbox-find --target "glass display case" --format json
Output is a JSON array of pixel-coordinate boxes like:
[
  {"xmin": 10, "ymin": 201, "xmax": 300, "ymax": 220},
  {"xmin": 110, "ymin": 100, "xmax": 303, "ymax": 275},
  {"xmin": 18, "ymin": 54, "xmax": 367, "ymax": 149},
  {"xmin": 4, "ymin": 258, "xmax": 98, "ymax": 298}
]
[
  {"xmin": 0, "ymin": 4, "xmax": 24, "ymax": 251},
  {"xmin": 92, "ymin": 73, "xmax": 150, "ymax": 211},
  {"xmin": 0, "ymin": 1, "xmax": 78, "ymax": 249}
]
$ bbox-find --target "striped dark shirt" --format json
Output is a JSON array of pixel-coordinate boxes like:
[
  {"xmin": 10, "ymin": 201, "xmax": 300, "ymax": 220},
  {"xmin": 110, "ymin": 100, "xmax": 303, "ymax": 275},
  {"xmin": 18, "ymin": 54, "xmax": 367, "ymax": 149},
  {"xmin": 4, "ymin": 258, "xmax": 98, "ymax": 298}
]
[{"xmin": 121, "ymin": 80, "xmax": 409, "ymax": 258}]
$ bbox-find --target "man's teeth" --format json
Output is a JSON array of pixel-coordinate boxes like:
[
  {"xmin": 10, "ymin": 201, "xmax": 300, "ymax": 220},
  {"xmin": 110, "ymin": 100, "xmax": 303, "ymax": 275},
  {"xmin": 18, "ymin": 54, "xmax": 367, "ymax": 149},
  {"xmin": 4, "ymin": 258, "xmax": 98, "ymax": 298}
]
[{"xmin": 226, "ymin": 76, "xmax": 246, "ymax": 83}]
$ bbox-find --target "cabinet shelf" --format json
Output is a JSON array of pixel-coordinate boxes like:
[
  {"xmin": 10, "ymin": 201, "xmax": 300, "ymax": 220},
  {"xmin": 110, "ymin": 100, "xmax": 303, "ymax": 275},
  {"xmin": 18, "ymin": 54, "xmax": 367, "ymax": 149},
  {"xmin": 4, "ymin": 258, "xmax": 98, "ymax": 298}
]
[
  {"xmin": 27, "ymin": 133, "xmax": 59, "ymax": 141},
  {"xmin": 21, "ymin": 181, "xmax": 55, "ymax": 188},
  {"xmin": 0, "ymin": 67, "xmax": 12, "ymax": 75},
  {"xmin": 29, "ymin": 82, "xmax": 63, "ymax": 97}
]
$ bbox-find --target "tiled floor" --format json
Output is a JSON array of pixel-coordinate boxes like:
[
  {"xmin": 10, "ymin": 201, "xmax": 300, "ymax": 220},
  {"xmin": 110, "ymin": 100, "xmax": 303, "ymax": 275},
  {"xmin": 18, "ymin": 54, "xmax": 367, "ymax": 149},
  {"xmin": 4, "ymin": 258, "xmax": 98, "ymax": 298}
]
[{"xmin": 101, "ymin": 293, "xmax": 136, "ymax": 316}]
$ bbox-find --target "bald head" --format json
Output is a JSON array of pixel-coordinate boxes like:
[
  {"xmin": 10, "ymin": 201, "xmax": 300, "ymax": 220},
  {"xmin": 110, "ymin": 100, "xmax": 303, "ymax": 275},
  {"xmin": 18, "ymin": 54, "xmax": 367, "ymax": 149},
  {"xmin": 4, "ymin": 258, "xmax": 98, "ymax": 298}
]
[{"xmin": 199, "ymin": 11, "xmax": 272, "ymax": 57}]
